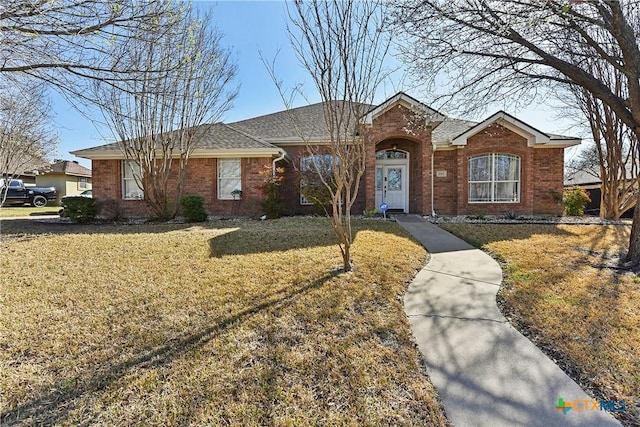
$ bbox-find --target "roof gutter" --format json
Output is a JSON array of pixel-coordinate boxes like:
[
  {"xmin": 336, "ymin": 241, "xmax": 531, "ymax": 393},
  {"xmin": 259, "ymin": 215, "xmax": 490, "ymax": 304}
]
[{"xmin": 272, "ymin": 149, "xmax": 286, "ymax": 176}]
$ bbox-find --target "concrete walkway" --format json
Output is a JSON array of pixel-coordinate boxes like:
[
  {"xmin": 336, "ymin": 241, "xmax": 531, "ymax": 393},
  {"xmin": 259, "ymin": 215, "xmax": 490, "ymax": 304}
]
[{"xmin": 396, "ymin": 215, "xmax": 621, "ymax": 427}]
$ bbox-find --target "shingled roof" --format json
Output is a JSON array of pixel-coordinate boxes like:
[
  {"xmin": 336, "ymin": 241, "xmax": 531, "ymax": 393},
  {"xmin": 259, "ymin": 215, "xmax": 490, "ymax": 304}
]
[
  {"xmin": 72, "ymin": 94, "xmax": 579, "ymax": 159},
  {"xmin": 72, "ymin": 123, "xmax": 282, "ymax": 159},
  {"xmin": 230, "ymin": 101, "xmax": 374, "ymax": 143},
  {"xmin": 39, "ymin": 160, "xmax": 92, "ymax": 177}
]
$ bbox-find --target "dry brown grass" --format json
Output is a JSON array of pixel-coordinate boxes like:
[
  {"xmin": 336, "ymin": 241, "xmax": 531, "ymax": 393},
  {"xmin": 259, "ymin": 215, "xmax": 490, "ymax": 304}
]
[
  {"xmin": 0, "ymin": 206, "xmax": 60, "ymax": 218},
  {"xmin": 442, "ymin": 223, "xmax": 639, "ymax": 426},
  {"xmin": 0, "ymin": 218, "xmax": 448, "ymax": 426}
]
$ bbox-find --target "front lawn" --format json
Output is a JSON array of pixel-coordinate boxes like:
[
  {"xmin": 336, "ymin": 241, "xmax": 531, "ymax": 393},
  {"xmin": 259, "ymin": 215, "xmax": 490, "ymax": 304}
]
[
  {"xmin": 0, "ymin": 206, "xmax": 60, "ymax": 218},
  {"xmin": 0, "ymin": 218, "xmax": 448, "ymax": 426},
  {"xmin": 442, "ymin": 223, "xmax": 639, "ymax": 426}
]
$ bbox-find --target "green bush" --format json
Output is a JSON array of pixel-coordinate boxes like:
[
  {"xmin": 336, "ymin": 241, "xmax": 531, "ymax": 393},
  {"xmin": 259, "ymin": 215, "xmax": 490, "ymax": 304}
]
[
  {"xmin": 62, "ymin": 197, "xmax": 98, "ymax": 223},
  {"xmin": 563, "ymin": 187, "xmax": 591, "ymax": 216},
  {"xmin": 261, "ymin": 166, "xmax": 285, "ymax": 218},
  {"xmin": 180, "ymin": 194, "xmax": 207, "ymax": 222}
]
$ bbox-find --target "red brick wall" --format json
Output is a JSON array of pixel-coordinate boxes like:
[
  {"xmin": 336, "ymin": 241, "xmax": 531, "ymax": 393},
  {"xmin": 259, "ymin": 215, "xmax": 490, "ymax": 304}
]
[
  {"xmin": 91, "ymin": 157, "xmax": 271, "ymax": 219},
  {"xmin": 364, "ymin": 104, "xmax": 434, "ymax": 213},
  {"xmin": 279, "ymin": 145, "xmax": 367, "ymax": 215},
  {"xmin": 437, "ymin": 123, "xmax": 564, "ymax": 216},
  {"xmin": 533, "ymin": 148, "xmax": 564, "ymax": 214},
  {"xmin": 433, "ymin": 150, "xmax": 457, "ymax": 215},
  {"xmin": 90, "ymin": 121, "xmax": 566, "ymax": 218}
]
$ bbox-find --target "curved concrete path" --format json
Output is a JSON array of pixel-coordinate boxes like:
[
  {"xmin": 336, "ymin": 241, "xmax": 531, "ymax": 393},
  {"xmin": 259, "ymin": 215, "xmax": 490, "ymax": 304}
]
[{"xmin": 396, "ymin": 215, "xmax": 621, "ymax": 427}]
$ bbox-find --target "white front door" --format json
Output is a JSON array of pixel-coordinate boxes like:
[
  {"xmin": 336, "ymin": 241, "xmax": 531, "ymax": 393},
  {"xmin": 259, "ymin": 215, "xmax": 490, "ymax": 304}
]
[{"xmin": 375, "ymin": 164, "xmax": 408, "ymax": 212}]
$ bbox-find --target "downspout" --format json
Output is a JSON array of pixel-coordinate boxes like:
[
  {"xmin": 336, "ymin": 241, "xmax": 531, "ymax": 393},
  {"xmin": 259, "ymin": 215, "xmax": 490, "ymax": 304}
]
[
  {"xmin": 431, "ymin": 142, "xmax": 437, "ymax": 217},
  {"xmin": 272, "ymin": 150, "xmax": 286, "ymax": 176}
]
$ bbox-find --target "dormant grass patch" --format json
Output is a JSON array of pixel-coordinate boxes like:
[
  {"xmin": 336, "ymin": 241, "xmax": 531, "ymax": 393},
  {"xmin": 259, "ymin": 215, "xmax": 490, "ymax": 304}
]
[
  {"xmin": 0, "ymin": 206, "xmax": 60, "ymax": 218},
  {"xmin": 442, "ymin": 223, "xmax": 638, "ymax": 426},
  {"xmin": 1, "ymin": 218, "xmax": 448, "ymax": 426}
]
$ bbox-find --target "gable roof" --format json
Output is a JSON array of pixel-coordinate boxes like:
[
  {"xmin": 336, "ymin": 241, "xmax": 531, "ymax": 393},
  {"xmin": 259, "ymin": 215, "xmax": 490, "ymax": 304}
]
[
  {"xmin": 362, "ymin": 92, "xmax": 446, "ymax": 126},
  {"xmin": 72, "ymin": 123, "xmax": 282, "ymax": 159},
  {"xmin": 39, "ymin": 160, "xmax": 92, "ymax": 177},
  {"xmin": 450, "ymin": 111, "xmax": 580, "ymax": 148}
]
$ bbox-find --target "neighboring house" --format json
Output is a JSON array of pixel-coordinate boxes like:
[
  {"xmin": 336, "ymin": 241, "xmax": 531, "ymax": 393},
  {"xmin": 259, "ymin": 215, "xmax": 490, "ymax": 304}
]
[
  {"xmin": 564, "ymin": 167, "xmax": 636, "ymax": 218},
  {"xmin": 35, "ymin": 160, "xmax": 92, "ymax": 204},
  {"xmin": 71, "ymin": 92, "xmax": 580, "ymax": 218}
]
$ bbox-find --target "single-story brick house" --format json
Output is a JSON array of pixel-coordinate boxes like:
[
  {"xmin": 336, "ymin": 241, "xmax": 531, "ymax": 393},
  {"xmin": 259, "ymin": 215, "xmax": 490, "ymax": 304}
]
[{"xmin": 71, "ymin": 92, "xmax": 580, "ymax": 218}]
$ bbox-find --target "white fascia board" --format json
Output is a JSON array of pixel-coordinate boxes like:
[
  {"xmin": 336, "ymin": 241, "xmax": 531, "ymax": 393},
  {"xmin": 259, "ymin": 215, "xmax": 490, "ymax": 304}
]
[
  {"xmin": 190, "ymin": 149, "xmax": 280, "ymax": 158},
  {"xmin": 71, "ymin": 148, "xmax": 282, "ymax": 160},
  {"xmin": 533, "ymin": 139, "xmax": 582, "ymax": 148}
]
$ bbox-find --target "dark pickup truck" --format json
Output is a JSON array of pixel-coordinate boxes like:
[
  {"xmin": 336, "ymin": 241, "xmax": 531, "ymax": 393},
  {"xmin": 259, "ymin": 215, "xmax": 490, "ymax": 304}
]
[{"xmin": 0, "ymin": 179, "xmax": 57, "ymax": 207}]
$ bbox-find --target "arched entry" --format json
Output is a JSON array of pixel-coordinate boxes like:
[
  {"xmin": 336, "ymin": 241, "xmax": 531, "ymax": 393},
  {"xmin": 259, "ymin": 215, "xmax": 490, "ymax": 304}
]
[{"xmin": 375, "ymin": 149, "xmax": 409, "ymax": 213}]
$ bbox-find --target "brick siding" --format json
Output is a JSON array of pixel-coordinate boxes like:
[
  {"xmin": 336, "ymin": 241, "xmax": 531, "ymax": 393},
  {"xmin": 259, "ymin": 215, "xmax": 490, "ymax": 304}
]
[
  {"xmin": 91, "ymin": 112, "xmax": 566, "ymax": 219},
  {"xmin": 92, "ymin": 157, "xmax": 271, "ymax": 218}
]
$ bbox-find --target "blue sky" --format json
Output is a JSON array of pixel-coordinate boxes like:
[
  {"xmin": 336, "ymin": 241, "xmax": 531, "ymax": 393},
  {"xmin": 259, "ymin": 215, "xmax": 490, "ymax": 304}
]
[{"xmin": 55, "ymin": 1, "xmax": 579, "ymax": 169}]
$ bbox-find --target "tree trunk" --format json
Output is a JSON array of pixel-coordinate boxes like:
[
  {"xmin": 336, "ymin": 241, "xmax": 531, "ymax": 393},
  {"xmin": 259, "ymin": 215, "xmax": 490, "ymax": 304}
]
[
  {"xmin": 626, "ymin": 192, "xmax": 640, "ymax": 265},
  {"xmin": 342, "ymin": 240, "xmax": 352, "ymax": 272}
]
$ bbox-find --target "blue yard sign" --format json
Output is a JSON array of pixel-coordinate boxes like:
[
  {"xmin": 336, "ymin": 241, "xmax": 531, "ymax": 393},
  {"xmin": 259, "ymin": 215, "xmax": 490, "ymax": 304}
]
[{"xmin": 379, "ymin": 202, "xmax": 388, "ymax": 219}]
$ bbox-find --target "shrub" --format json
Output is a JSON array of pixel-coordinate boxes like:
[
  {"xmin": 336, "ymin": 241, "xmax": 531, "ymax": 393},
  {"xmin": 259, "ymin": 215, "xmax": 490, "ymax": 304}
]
[
  {"xmin": 180, "ymin": 194, "xmax": 207, "ymax": 222},
  {"xmin": 261, "ymin": 166, "xmax": 285, "ymax": 218},
  {"xmin": 62, "ymin": 196, "xmax": 98, "ymax": 223},
  {"xmin": 563, "ymin": 187, "xmax": 591, "ymax": 216},
  {"xmin": 363, "ymin": 208, "xmax": 379, "ymax": 217},
  {"xmin": 502, "ymin": 210, "xmax": 518, "ymax": 220},
  {"xmin": 97, "ymin": 198, "xmax": 123, "ymax": 221}
]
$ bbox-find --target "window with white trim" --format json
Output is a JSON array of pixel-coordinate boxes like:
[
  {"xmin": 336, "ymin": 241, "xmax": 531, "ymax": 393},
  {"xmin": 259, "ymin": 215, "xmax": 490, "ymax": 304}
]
[
  {"xmin": 122, "ymin": 160, "xmax": 144, "ymax": 200},
  {"xmin": 218, "ymin": 158, "xmax": 242, "ymax": 200},
  {"xmin": 78, "ymin": 177, "xmax": 88, "ymax": 190},
  {"xmin": 468, "ymin": 154, "xmax": 520, "ymax": 203}
]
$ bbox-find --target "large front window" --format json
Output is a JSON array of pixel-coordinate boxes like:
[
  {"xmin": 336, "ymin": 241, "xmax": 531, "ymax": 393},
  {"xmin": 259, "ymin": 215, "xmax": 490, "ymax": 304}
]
[
  {"xmin": 469, "ymin": 154, "xmax": 520, "ymax": 203},
  {"xmin": 218, "ymin": 158, "xmax": 241, "ymax": 200},
  {"xmin": 122, "ymin": 160, "xmax": 143, "ymax": 200}
]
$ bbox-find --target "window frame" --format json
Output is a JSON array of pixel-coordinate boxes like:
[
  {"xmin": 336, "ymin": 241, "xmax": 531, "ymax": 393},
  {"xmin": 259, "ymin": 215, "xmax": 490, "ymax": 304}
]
[
  {"xmin": 299, "ymin": 154, "xmax": 334, "ymax": 205},
  {"xmin": 78, "ymin": 177, "xmax": 88, "ymax": 190},
  {"xmin": 122, "ymin": 160, "xmax": 144, "ymax": 200},
  {"xmin": 468, "ymin": 153, "xmax": 520, "ymax": 203},
  {"xmin": 217, "ymin": 158, "xmax": 242, "ymax": 200}
]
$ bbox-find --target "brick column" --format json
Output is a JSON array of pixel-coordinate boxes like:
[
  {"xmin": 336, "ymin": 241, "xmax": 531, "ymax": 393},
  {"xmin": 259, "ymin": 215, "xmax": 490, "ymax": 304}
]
[{"xmin": 364, "ymin": 133, "xmax": 377, "ymax": 211}]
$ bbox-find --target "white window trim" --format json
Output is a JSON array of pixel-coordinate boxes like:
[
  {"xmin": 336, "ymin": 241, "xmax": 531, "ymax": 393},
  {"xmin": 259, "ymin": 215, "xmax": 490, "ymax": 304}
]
[
  {"xmin": 299, "ymin": 154, "xmax": 332, "ymax": 206},
  {"xmin": 78, "ymin": 177, "xmax": 88, "ymax": 190},
  {"xmin": 468, "ymin": 153, "xmax": 520, "ymax": 203},
  {"xmin": 300, "ymin": 183, "xmax": 313, "ymax": 205},
  {"xmin": 122, "ymin": 160, "xmax": 144, "ymax": 200},
  {"xmin": 217, "ymin": 158, "xmax": 242, "ymax": 200}
]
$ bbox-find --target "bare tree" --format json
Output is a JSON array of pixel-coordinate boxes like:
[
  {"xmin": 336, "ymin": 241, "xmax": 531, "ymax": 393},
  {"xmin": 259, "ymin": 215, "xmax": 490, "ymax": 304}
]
[
  {"xmin": 93, "ymin": 4, "xmax": 237, "ymax": 219},
  {"xmin": 0, "ymin": 0, "xmax": 174, "ymax": 102},
  {"xmin": 393, "ymin": 0, "xmax": 640, "ymax": 264},
  {"xmin": 0, "ymin": 77, "xmax": 57, "ymax": 206},
  {"xmin": 573, "ymin": 85, "xmax": 639, "ymax": 219},
  {"xmin": 285, "ymin": 0, "xmax": 390, "ymax": 272}
]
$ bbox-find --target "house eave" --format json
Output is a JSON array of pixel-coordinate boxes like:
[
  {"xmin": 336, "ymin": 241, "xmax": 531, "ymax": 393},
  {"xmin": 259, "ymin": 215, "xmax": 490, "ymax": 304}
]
[
  {"xmin": 71, "ymin": 148, "xmax": 282, "ymax": 160},
  {"xmin": 450, "ymin": 111, "xmax": 581, "ymax": 148}
]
